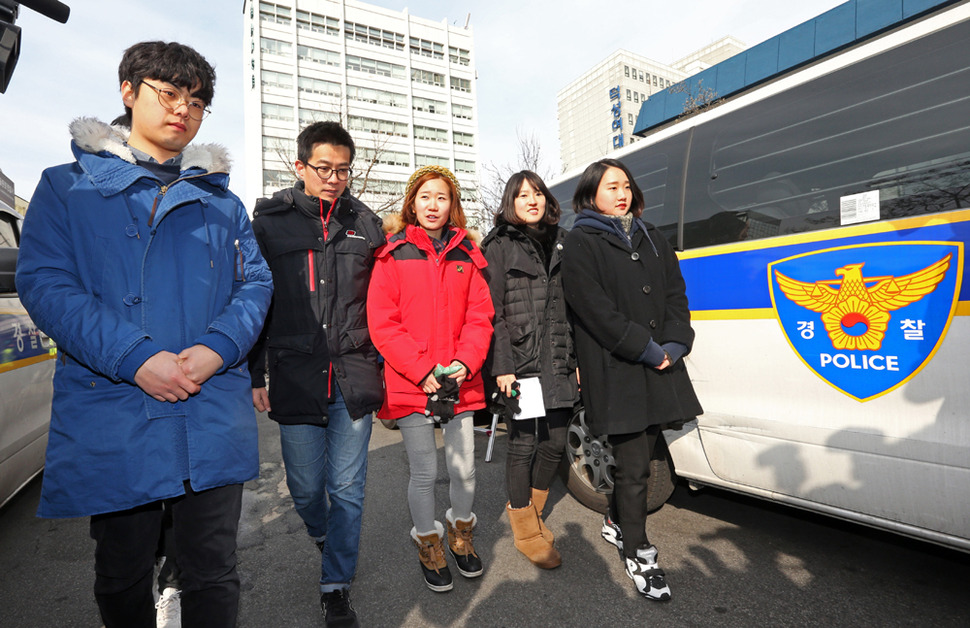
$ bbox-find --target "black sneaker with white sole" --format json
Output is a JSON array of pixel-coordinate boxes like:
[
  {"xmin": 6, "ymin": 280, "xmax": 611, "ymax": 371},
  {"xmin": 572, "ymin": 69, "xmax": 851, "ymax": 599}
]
[
  {"xmin": 601, "ymin": 513, "xmax": 623, "ymax": 554},
  {"xmin": 625, "ymin": 544, "xmax": 671, "ymax": 602}
]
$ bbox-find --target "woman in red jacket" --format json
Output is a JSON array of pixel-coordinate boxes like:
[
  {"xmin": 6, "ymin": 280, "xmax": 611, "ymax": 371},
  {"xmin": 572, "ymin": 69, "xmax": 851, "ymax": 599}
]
[{"xmin": 367, "ymin": 165, "xmax": 494, "ymax": 593}]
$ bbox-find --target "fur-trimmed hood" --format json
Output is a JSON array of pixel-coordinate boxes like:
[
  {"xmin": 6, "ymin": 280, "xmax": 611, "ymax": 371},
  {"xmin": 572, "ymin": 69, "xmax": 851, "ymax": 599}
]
[
  {"xmin": 69, "ymin": 116, "xmax": 232, "ymax": 174},
  {"xmin": 381, "ymin": 212, "xmax": 482, "ymax": 244}
]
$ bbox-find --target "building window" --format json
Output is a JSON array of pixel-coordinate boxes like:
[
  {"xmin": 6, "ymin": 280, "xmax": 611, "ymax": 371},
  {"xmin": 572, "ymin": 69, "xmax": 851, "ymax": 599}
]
[
  {"xmin": 299, "ymin": 109, "xmax": 340, "ymax": 127},
  {"xmin": 410, "ymin": 37, "xmax": 444, "ymax": 60},
  {"xmin": 298, "ymin": 76, "xmax": 341, "ymax": 97},
  {"xmin": 412, "ymin": 68, "xmax": 445, "ymax": 87},
  {"xmin": 633, "ymin": 92, "xmax": 639, "ymax": 103},
  {"xmin": 645, "ymin": 72, "xmax": 651, "ymax": 84},
  {"xmin": 348, "ymin": 115, "xmax": 408, "ymax": 137},
  {"xmin": 261, "ymin": 102, "xmax": 294, "ymax": 121},
  {"xmin": 454, "ymin": 131, "xmax": 474, "ymax": 147},
  {"xmin": 628, "ymin": 113, "xmax": 634, "ymax": 125},
  {"xmin": 413, "ymin": 96, "xmax": 447, "ymax": 115},
  {"xmin": 347, "ymin": 84, "xmax": 407, "ymax": 108},
  {"xmin": 261, "ymin": 69, "xmax": 293, "ymax": 90},
  {"xmin": 296, "ymin": 10, "xmax": 339, "ymax": 36},
  {"xmin": 653, "ymin": 76, "xmax": 658, "ymax": 86},
  {"xmin": 641, "ymin": 93, "xmax": 646, "ymax": 102},
  {"xmin": 624, "ymin": 65, "xmax": 629, "ymax": 77},
  {"xmin": 414, "ymin": 125, "xmax": 448, "ymax": 143},
  {"xmin": 358, "ymin": 147, "xmax": 410, "ymax": 168},
  {"xmin": 345, "ymin": 21, "xmax": 405, "ymax": 51},
  {"xmin": 415, "ymin": 154, "xmax": 449, "ymax": 167},
  {"xmin": 455, "ymin": 159, "xmax": 476, "ymax": 174},
  {"xmin": 357, "ymin": 179, "xmax": 406, "ymax": 196},
  {"xmin": 259, "ymin": 2, "xmax": 291, "ymax": 26},
  {"xmin": 449, "ymin": 46, "xmax": 470, "ymax": 66},
  {"xmin": 452, "ymin": 104, "xmax": 473, "ymax": 120},
  {"xmin": 346, "ymin": 54, "xmax": 406, "ymax": 79},
  {"xmin": 450, "ymin": 77, "xmax": 471, "ymax": 93},
  {"xmin": 262, "ymin": 169, "xmax": 293, "ymax": 189},
  {"xmin": 626, "ymin": 89, "xmax": 631, "ymax": 101},
  {"xmin": 260, "ymin": 37, "xmax": 291, "ymax": 56},
  {"xmin": 298, "ymin": 45, "xmax": 340, "ymax": 67}
]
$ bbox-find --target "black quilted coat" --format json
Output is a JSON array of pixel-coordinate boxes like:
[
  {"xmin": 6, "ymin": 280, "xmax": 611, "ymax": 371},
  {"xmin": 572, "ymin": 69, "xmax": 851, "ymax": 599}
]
[{"xmin": 481, "ymin": 220, "xmax": 579, "ymax": 411}]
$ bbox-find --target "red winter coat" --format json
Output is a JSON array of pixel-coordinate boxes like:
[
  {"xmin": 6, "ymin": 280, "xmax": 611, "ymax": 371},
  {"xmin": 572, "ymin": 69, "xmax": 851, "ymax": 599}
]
[{"xmin": 367, "ymin": 223, "xmax": 494, "ymax": 421}]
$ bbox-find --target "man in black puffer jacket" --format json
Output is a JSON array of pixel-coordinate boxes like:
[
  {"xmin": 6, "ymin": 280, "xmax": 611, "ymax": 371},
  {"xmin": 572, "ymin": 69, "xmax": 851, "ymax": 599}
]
[{"xmin": 247, "ymin": 122, "xmax": 384, "ymax": 628}]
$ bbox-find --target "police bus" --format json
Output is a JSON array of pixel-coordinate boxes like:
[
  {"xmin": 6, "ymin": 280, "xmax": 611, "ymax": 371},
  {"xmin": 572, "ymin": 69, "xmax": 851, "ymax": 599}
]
[{"xmin": 550, "ymin": 0, "xmax": 970, "ymax": 552}]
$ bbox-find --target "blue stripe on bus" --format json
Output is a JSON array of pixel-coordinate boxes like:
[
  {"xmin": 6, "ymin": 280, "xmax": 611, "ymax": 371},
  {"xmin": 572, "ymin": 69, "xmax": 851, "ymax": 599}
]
[{"xmin": 681, "ymin": 217, "xmax": 970, "ymax": 310}]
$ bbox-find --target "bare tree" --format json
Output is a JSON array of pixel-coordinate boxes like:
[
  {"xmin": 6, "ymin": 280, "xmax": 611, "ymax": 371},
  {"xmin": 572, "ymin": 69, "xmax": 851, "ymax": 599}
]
[
  {"xmin": 479, "ymin": 129, "xmax": 553, "ymax": 224},
  {"xmin": 670, "ymin": 79, "xmax": 719, "ymax": 119},
  {"xmin": 264, "ymin": 108, "xmax": 404, "ymax": 216}
]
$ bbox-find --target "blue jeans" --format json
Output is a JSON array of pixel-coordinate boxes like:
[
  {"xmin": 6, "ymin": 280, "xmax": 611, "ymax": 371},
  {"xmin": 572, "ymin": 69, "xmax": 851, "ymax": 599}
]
[{"xmin": 278, "ymin": 387, "xmax": 372, "ymax": 593}]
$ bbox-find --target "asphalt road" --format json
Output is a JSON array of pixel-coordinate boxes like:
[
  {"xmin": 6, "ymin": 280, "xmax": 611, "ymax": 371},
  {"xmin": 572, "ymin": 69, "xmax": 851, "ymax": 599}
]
[{"xmin": 1, "ymin": 411, "xmax": 969, "ymax": 627}]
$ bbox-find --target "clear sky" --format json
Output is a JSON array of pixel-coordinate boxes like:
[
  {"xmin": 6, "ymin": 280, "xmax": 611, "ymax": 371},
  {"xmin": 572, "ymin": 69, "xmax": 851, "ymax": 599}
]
[{"xmin": 0, "ymin": 0, "xmax": 844, "ymax": 204}]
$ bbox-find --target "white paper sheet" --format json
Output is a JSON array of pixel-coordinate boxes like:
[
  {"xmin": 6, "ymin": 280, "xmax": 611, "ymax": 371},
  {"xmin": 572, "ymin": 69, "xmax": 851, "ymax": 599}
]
[{"xmin": 513, "ymin": 377, "xmax": 545, "ymax": 420}]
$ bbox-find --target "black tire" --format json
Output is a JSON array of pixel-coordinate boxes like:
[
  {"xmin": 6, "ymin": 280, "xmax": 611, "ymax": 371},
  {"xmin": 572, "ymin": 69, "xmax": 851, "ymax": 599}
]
[{"xmin": 559, "ymin": 404, "xmax": 676, "ymax": 514}]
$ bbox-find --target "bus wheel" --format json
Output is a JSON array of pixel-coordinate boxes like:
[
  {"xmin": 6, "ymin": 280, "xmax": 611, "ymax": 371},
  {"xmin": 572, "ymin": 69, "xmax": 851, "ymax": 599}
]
[{"xmin": 559, "ymin": 404, "xmax": 676, "ymax": 514}]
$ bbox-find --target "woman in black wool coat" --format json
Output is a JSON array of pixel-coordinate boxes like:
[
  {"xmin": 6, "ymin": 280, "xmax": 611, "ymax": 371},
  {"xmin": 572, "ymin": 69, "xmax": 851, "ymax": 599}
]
[
  {"xmin": 481, "ymin": 171, "xmax": 578, "ymax": 570},
  {"xmin": 562, "ymin": 158, "xmax": 702, "ymax": 603}
]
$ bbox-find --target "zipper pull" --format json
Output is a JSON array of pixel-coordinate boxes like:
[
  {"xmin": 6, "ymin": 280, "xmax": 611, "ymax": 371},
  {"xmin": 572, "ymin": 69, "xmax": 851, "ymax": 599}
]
[{"xmin": 235, "ymin": 239, "xmax": 245, "ymax": 280}]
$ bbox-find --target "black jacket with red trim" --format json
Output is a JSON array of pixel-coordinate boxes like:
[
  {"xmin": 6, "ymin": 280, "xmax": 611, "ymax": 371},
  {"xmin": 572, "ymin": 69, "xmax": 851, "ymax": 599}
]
[{"xmin": 247, "ymin": 183, "xmax": 385, "ymax": 423}]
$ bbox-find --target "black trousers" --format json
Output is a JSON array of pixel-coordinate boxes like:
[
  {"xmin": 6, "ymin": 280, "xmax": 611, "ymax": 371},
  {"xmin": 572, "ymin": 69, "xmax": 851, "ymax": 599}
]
[
  {"xmin": 506, "ymin": 408, "xmax": 570, "ymax": 508},
  {"xmin": 608, "ymin": 425, "xmax": 661, "ymax": 559},
  {"xmin": 90, "ymin": 482, "xmax": 243, "ymax": 628},
  {"xmin": 156, "ymin": 503, "xmax": 181, "ymax": 591}
]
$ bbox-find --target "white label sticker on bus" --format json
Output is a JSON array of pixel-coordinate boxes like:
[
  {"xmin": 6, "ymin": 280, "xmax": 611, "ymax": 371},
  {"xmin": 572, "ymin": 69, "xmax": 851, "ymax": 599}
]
[{"xmin": 839, "ymin": 190, "xmax": 880, "ymax": 226}]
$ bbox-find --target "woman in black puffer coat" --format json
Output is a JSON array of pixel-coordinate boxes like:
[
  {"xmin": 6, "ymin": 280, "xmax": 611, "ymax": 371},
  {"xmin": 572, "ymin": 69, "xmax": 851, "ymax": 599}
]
[{"xmin": 481, "ymin": 171, "xmax": 579, "ymax": 569}]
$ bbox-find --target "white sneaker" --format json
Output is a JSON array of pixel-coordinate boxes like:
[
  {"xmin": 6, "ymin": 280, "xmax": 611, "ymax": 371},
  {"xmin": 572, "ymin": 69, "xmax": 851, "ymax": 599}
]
[
  {"xmin": 155, "ymin": 587, "xmax": 181, "ymax": 628},
  {"xmin": 625, "ymin": 545, "xmax": 671, "ymax": 602}
]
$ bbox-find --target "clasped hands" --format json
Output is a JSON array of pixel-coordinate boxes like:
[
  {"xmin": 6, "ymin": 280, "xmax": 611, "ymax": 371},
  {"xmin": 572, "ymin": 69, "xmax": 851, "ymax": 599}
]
[{"xmin": 134, "ymin": 345, "xmax": 224, "ymax": 403}]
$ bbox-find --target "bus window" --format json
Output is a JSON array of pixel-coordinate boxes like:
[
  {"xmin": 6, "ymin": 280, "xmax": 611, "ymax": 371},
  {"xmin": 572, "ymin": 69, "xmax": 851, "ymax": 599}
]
[{"xmin": 681, "ymin": 14, "xmax": 970, "ymax": 249}]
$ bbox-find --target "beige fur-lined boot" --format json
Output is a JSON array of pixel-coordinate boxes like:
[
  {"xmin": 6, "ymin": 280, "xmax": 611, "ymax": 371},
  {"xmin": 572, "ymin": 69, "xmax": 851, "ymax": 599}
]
[
  {"xmin": 445, "ymin": 509, "xmax": 484, "ymax": 578},
  {"xmin": 411, "ymin": 522, "xmax": 453, "ymax": 592}
]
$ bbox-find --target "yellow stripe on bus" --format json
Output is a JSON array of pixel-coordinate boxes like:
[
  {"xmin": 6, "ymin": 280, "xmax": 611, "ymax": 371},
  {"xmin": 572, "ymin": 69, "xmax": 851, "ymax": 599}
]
[
  {"xmin": 0, "ymin": 351, "xmax": 57, "ymax": 374},
  {"xmin": 677, "ymin": 209, "xmax": 970, "ymax": 260},
  {"xmin": 694, "ymin": 302, "xmax": 970, "ymax": 321}
]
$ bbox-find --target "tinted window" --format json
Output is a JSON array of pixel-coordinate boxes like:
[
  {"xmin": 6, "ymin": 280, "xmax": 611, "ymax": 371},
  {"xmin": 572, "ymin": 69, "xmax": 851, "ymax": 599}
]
[{"xmin": 681, "ymin": 16, "xmax": 970, "ymax": 249}]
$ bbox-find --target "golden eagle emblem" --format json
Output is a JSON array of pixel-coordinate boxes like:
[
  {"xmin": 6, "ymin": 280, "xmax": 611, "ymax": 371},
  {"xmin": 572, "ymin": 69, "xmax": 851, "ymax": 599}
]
[{"xmin": 774, "ymin": 254, "xmax": 951, "ymax": 351}]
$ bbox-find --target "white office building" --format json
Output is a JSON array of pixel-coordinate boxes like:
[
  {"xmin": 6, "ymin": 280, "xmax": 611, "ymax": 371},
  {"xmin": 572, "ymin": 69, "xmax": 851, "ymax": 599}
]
[
  {"xmin": 242, "ymin": 0, "xmax": 479, "ymax": 216},
  {"xmin": 557, "ymin": 37, "xmax": 745, "ymax": 173}
]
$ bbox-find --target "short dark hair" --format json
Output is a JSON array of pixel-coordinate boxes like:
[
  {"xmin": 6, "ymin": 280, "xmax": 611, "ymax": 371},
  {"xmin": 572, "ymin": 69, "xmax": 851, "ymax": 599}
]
[
  {"xmin": 117, "ymin": 41, "xmax": 216, "ymax": 127},
  {"xmin": 572, "ymin": 158, "xmax": 645, "ymax": 217},
  {"xmin": 297, "ymin": 121, "xmax": 356, "ymax": 165},
  {"xmin": 495, "ymin": 170, "xmax": 561, "ymax": 226}
]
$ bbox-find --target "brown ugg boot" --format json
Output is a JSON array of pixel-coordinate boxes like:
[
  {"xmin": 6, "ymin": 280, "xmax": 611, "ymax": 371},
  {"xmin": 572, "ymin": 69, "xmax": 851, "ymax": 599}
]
[
  {"xmin": 411, "ymin": 523, "xmax": 453, "ymax": 592},
  {"xmin": 445, "ymin": 509, "xmax": 484, "ymax": 578},
  {"xmin": 531, "ymin": 487, "xmax": 555, "ymax": 545},
  {"xmin": 506, "ymin": 502, "xmax": 562, "ymax": 569}
]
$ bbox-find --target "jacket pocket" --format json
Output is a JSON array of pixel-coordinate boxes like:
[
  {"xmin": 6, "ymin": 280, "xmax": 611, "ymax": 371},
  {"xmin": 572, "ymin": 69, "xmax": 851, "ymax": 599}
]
[
  {"xmin": 267, "ymin": 345, "xmax": 332, "ymax": 419},
  {"xmin": 339, "ymin": 326, "xmax": 372, "ymax": 354}
]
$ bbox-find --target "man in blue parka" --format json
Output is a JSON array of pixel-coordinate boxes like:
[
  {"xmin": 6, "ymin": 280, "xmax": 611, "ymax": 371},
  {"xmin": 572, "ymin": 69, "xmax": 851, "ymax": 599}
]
[{"xmin": 15, "ymin": 41, "xmax": 272, "ymax": 628}]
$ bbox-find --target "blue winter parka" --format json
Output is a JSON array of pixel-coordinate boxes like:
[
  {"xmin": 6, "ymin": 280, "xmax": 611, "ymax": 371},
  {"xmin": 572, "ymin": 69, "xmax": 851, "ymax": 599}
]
[{"xmin": 15, "ymin": 118, "xmax": 273, "ymax": 518}]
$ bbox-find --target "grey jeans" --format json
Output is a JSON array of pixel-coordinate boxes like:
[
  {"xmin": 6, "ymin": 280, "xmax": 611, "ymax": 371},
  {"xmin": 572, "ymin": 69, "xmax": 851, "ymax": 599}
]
[{"xmin": 397, "ymin": 411, "xmax": 476, "ymax": 533}]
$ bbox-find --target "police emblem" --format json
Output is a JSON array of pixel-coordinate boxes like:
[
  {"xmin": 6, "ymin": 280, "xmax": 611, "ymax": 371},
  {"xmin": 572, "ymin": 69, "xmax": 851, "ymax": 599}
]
[{"xmin": 768, "ymin": 242, "xmax": 962, "ymax": 401}]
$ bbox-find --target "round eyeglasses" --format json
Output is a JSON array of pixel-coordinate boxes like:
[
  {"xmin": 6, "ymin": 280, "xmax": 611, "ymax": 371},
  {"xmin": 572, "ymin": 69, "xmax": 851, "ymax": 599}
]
[
  {"xmin": 142, "ymin": 81, "xmax": 211, "ymax": 121},
  {"xmin": 304, "ymin": 163, "xmax": 353, "ymax": 181}
]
